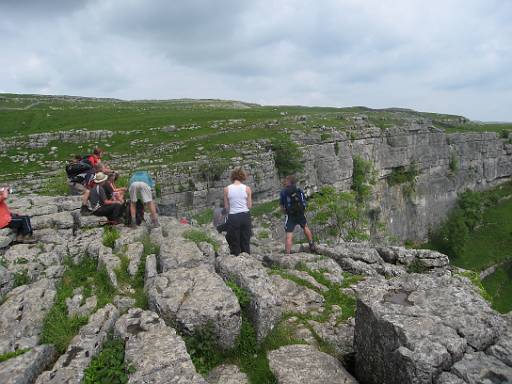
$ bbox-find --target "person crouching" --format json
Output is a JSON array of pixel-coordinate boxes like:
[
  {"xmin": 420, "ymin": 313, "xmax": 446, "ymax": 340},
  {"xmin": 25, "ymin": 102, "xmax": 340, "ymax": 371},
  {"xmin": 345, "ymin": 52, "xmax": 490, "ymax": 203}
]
[{"xmin": 87, "ymin": 172, "xmax": 124, "ymax": 224}]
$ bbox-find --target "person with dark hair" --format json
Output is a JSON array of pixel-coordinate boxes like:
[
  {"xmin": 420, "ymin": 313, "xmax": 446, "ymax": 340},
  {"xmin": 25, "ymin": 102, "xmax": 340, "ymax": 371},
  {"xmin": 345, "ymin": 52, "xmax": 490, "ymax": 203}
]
[
  {"xmin": 87, "ymin": 172, "xmax": 124, "ymax": 223},
  {"xmin": 280, "ymin": 175, "xmax": 315, "ymax": 254},
  {"xmin": 224, "ymin": 167, "xmax": 252, "ymax": 255},
  {"xmin": 0, "ymin": 187, "xmax": 33, "ymax": 242}
]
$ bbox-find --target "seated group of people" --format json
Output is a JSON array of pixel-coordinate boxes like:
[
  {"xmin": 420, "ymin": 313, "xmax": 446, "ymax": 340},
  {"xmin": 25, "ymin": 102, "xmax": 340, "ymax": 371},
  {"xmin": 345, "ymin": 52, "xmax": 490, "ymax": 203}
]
[{"xmin": 70, "ymin": 148, "xmax": 160, "ymax": 228}]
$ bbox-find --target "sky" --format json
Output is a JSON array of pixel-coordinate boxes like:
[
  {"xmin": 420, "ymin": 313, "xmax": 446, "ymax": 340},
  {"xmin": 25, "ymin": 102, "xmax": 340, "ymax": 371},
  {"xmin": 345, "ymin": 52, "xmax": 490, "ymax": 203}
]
[{"xmin": 0, "ymin": 0, "xmax": 511, "ymax": 121}]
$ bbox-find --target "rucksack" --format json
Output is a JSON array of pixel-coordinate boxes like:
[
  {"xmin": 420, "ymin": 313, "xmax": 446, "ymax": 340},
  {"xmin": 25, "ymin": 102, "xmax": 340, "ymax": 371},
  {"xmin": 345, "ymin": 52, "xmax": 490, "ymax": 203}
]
[
  {"xmin": 65, "ymin": 161, "xmax": 92, "ymax": 178},
  {"xmin": 286, "ymin": 187, "xmax": 305, "ymax": 216}
]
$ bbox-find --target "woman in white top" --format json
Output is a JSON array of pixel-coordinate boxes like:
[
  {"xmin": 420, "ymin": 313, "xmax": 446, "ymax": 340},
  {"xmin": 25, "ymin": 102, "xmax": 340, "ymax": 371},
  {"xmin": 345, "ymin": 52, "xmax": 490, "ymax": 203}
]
[{"xmin": 223, "ymin": 167, "xmax": 253, "ymax": 255}]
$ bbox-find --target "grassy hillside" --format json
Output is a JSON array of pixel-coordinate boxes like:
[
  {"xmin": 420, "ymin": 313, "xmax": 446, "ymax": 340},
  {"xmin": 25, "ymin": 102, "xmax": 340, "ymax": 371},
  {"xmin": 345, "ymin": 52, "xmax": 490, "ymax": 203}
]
[{"xmin": 1, "ymin": 93, "xmax": 511, "ymax": 184}]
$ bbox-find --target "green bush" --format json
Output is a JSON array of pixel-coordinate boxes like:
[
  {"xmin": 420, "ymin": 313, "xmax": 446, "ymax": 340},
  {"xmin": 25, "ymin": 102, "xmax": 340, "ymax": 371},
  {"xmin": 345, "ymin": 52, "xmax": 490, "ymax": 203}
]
[
  {"xmin": 183, "ymin": 322, "xmax": 223, "ymax": 375},
  {"xmin": 449, "ymin": 152, "xmax": 459, "ymax": 173},
  {"xmin": 352, "ymin": 156, "xmax": 376, "ymax": 204},
  {"xmin": 83, "ymin": 337, "xmax": 134, "ymax": 384},
  {"xmin": 387, "ymin": 164, "xmax": 418, "ymax": 191},
  {"xmin": 251, "ymin": 200, "xmax": 279, "ymax": 217},
  {"xmin": 193, "ymin": 208, "xmax": 214, "ymax": 225},
  {"xmin": 271, "ymin": 138, "xmax": 304, "ymax": 177}
]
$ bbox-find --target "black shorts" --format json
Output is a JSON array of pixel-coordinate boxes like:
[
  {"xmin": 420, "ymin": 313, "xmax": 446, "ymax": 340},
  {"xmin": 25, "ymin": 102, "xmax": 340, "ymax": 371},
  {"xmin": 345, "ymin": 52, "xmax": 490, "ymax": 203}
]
[{"xmin": 284, "ymin": 214, "xmax": 307, "ymax": 233}]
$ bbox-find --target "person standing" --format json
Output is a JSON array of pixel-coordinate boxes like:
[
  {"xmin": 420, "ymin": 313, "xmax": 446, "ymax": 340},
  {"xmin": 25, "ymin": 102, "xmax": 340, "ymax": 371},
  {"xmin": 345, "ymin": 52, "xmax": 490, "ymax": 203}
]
[
  {"xmin": 280, "ymin": 175, "xmax": 315, "ymax": 254},
  {"xmin": 224, "ymin": 168, "xmax": 252, "ymax": 255},
  {"xmin": 128, "ymin": 170, "xmax": 159, "ymax": 228}
]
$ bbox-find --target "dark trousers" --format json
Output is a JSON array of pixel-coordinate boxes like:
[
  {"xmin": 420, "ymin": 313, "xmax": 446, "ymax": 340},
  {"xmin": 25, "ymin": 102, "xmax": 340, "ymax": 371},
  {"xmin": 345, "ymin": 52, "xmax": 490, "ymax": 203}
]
[
  {"xmin": 226, "ymin": 212, "xmax": 252, "ymax": 256},
  {"xmin": 9, "ymin": 215, "xmax": 33, "ymax": 236},
  {"xmin": 93, "ymin": 203, "xmax": 124, "ymax": 222}
]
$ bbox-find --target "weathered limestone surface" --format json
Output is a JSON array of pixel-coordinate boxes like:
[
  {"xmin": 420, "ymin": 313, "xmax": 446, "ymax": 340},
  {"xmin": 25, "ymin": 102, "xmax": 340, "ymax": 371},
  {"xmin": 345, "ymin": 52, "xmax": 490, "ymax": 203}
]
[
  {"xmin": 36, "ymin": 304, "xmax": 119, "ymax": 384},
  {"xmin": 0, "ymin": 278, "xmax": 56, "ymax": 354},
  {"xmin": 354, "ymin": 273, "xmax": 510, "ymax": 384},
  {"xmin": 0, "ymin": 345, "xmax": 57, "ymax": 384},
  {"xmin": 207, "ymin": 364, "xmax": 249, "ymax": 384},
  {"xmin": 268, "ymin": 344, "xmax": 358, "ymax": 384},
  {"xmin": 148, "ymin": 266, "xmax": 241, "ymax": 349},
  {"xmin": 115, "ymin": 308, "xmax": 207, "ymax": 384},
  {"xmin": 270, "ymin": 274, "xmax": 324, "ymax": 315},
  {"xmin": 216, "ymin": 254, "xmax": 282, "ymax": 341}
]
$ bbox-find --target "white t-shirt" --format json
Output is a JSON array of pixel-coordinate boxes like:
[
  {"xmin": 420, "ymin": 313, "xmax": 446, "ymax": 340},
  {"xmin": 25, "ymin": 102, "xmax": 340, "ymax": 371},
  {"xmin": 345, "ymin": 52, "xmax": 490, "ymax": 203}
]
[{"xmin": 228, "ymin": 183, "xmax": 249, "ymax": 214}]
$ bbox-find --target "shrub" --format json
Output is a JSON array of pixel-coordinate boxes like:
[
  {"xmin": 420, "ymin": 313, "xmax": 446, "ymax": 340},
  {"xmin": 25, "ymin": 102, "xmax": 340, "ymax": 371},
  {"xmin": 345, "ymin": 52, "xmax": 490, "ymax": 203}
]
[
  {"xmin": 193, "ymin": 208, "xmax": 214, "ymax": 225},
  {"xmin": 449, "ymin": 152, "xmax": 459, "ymax": 173},
  {"xmin": 352, "ymin": 156, "xmax": 376, "ymax": 204},
  {"xmin": 271, "ymin": 138, "xmax": 304, "ymax": 177},
  {"xmin": 13, "ymin": 270, "xmax": 30, "ymax": 287},
  {"xmin": 309, "ymin": 186, "xmax": 370, "ymax": 242},
  {"xmin": 334, "ymin": 142, "xmax": 340, "ymax": 156},
  {"xmin": 387, "ymin": 164, "xmax": 418, "ymax": 187}
]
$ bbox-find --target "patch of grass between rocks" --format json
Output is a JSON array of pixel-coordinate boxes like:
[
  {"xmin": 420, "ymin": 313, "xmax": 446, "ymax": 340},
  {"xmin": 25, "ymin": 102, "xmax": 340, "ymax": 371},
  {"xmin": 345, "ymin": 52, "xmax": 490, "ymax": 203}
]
[
  {"xmin": 0, "ymin": 348, "xmax": 29, "ymax": 363},
  {"xmin": 182, "ymin": 229, "xmax": 219, "ymax": 252}
]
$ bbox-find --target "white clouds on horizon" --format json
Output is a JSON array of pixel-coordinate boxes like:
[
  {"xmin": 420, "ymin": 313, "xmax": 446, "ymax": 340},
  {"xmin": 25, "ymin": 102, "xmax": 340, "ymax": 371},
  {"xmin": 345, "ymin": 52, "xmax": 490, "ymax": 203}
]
[{"xmin": 0, "ymin": 0, "xmax": 511, "ymax": 121}]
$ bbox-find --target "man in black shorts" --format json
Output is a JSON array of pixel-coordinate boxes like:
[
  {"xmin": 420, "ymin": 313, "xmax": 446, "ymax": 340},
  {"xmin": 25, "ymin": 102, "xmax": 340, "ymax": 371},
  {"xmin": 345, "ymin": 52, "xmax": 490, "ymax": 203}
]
[{"xmin": 279, "ymin": 176, "xmax": 315, "ymax": 254}]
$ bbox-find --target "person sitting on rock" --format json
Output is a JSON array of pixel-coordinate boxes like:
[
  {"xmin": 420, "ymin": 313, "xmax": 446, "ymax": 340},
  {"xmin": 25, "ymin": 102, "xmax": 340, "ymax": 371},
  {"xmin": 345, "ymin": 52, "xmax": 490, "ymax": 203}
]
[
  {"xmin": 224, "ymin": 167, "xmax": 252, "ymax": 255},
  {"xmin": 0, "ymin": 186, "xmax": 34, "ymax": 242},
  {"xmin": 280, "ymin": 175, "xmax": 315, "ymax": 254},
  {"xmin": 87, "ymin": 172, "xmax": 124, "ymax": 224},
  {"xmin": 104, "ymin": 172, "xmax": 126, "ymax": 203},
  {"xmin": 86, "ymin": 147, "xmax": 111, "ymax": 173},
  {"xmin": 128, "ymin": 170, "xmax": 159, "ymax": 228}
]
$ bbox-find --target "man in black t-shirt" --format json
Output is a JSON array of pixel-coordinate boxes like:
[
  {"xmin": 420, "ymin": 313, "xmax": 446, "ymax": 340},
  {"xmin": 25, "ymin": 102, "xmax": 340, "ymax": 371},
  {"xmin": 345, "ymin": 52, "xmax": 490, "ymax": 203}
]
[
  {"xmin": 88, "ymin": 172, "xmax": 124, "ymax": 223},
  {"xmin": 279, "ymin": 175, "xmax": 315, "ymax": 254}
]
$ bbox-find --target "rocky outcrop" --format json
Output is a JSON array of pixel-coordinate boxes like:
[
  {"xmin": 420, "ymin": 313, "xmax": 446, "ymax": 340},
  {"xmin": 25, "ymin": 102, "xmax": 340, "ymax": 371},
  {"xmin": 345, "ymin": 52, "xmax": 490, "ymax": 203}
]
[
  {"xmin": 216, "ymin": 254, "xmax": 283, "ymax": 341},
  {"xmin": 268, "ymin": 344, "xmax": 358, "ymax": 384},
  {"xmin": 353, "ymin": 273, "xmax": 511, "ymax": 384},
  {"xmin": 0, "ymin": 345, "xmax": 57, "ymax": 384},
  {"xmin": 35, "ymin": 304, "xmax": 119, "ymax": 384},
  {"xmin": 114, "ymin": 308, "xmax": 207, "ymax": 384},
  {"xmin": 0, "ymin": 279, "xmax": 56, "ymax": 354},
  {"xmin": 148, "ymin": 266, "xmax": 241, "ymax": 350}
]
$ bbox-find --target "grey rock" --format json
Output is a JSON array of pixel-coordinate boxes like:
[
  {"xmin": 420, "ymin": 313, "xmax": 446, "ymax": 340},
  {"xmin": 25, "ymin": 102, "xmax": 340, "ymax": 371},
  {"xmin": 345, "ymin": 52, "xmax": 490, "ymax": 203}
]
[
  {"xmin": 36, "ymin": 304, "xmax": 119, "ymax": 384},
  {"xmin": 207, "ymin": 364, "xmax": 249, "ymax": 384},
  {"xmin": 447, "ymin": 352, "xmax": 512, "ymax": 384},
  {"xmin": 0, "ymin": 278, "xmax": 56, "ymax": 354},
  {"xmin": 112, "ymin": 295, "xmax": 136, "ymax": 313},
  {"xmin": 113, "ymin": 226, "xmax": 147, "ymax": 252},
  {"xmin": 377, "ymin": 246, "xmax": 450, "ymax": 269},
  {"xmin": 0, "ymin": 345, "xmax": 58, "ymax": 384},
  {"xmin": 436, "ymin": 372, "xmax": 466, "ymax": 384},
  {"xmin": 354, "ymin": 273, "xmax": 507, "ymax": 384},
  {"xmin": 148, "ymin": 266, "xmax": 241, "ymax": 350},
  {"xmin": 144, "ymin": 254, "xmax": 157, "ymax": 291},
  {"xmin": 268, "ymin": 344, "xmax": 358, "ymax": 384},
  {"xmin": 115, "ymin": 308, "xmax": 207, "ymax": 384},
  {"xmin": 216, "ymin": 254, "xmax": 282, "ymax": 341},
  {"xmin": 0, "ymin": 265, "xmax": 13, "ymax": 296},
  {"xmin": 486, "ymin": 317, "xmax": 512, "ymax": 367},
  {"xmin": 270, "ymin": 274, "xmax": 324, "ymax": 315},
  {"xmin": 30, "ymin": 211, "xmax": 74, "ymax": 230},
  {"xmin": 97, "ymin": 245, "xmax": 120, "ymax": 288},
  {"xmin": 126, "ymin": 242, "xmax": 144, "ymax": 277},
  {"xmin": 159, "ymin": 236, "xmax": 213, "ymax": 272},
  {"xmin": 309, "ymin": 316, "xmax": 355, "ymax": 360},
  {"xmin": 66, "ymin": 289, "xmax": 97, "ymax": 318},
  {"xmin": 0, "ymin": 231, "xmax": 15, "ymax": 248}
]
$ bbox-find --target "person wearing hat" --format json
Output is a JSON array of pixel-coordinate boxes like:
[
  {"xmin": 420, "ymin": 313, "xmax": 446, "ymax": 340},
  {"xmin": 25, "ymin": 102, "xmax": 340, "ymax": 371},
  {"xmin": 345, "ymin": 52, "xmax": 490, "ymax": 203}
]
[{"xmin": 87, "ymin": 172, "xmax": 124, "ymax": 223}]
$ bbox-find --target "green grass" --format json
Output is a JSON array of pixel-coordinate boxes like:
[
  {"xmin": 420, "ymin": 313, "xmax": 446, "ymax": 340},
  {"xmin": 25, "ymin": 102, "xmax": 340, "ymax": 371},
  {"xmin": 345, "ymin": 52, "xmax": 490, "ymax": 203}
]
[
  {"xmin": 193, "ymin": 208, "xmax": 214, "ymax": 225},
  {"xmin": 83, "ymin": 337, "xmax": 134, "ymax": 384},
  {"xmin": 182, "ymin": 229, "xmax": 219, "ymax": 252},
  {"xmin": 482, "ymin": 262, "xmax": 512, "ymax": 313},
  {"xmin": 13, "ymin": 269, "xmax": 30, "ymax": 287},
  {"xmin": 40, "ymin": 256, "xmax": 116, "ymax": 353},
  {"xmin": 0, "ymin": 348, "xmax": 29, "ymax": 363},
  {"xmin": 251, "ymin": 200, "xmax": 280, "ymax": 217},
  {"xmin": 103, "ymin": 227, "xmax": 121, "ymax": 249}
]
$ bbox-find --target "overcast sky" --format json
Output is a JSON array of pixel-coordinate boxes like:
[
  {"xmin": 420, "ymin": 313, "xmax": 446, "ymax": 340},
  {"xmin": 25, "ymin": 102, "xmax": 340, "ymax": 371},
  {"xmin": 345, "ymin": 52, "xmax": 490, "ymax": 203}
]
[{"xmin": 1, "ymin": 0, "xmax": 511, "ymax": 121}]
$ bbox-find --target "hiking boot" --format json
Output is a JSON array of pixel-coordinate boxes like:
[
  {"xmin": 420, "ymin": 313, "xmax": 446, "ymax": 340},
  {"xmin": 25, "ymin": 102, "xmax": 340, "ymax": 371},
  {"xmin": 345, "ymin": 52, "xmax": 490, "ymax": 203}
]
[
  {"xmin": 151, "ymin": 219, "xmax": 160, "ymax": 228},
  {"xmin": 308, "ymin": 242, "xmax": 317, "ymax": 253},
  {"xmin": 80, "ymin": 205, "xmax": 91, "ymax": 216}
]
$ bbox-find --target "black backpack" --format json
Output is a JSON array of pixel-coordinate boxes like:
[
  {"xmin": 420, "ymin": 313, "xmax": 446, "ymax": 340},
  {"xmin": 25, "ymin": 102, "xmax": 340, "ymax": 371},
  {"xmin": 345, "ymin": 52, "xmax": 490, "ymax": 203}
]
[
  {"xmin": 286, "ymin": 187, "xmax": 305, "ymax": 216},
  {"xmin": 65, "ymin": 161, "xmax": 92, "ymax": 178}
]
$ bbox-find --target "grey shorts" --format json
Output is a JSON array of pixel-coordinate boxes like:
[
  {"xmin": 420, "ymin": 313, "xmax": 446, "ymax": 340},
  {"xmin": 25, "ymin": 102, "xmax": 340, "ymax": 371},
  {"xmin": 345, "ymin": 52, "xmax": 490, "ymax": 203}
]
[{"xmin": 129, "ymin": 181, "xmax": 153, "ymax": 203}]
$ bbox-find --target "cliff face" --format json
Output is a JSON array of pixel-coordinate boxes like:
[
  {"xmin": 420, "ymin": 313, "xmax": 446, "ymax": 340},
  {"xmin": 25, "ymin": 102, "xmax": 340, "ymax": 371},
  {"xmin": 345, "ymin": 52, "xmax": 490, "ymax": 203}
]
[{"xmin": 157, "ymin": 122, "xmax": 512, "ymax": 241}]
